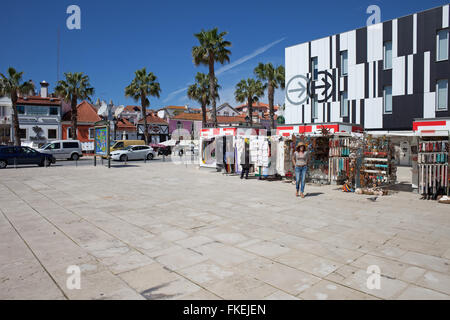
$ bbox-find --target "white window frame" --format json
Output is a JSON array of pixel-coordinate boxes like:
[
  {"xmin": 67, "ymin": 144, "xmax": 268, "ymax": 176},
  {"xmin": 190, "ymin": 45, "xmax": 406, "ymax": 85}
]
[
  {"xmin": 383, "ymin": 86, "xmax": 393, "ymax": 114},
  {"xmin": 312, "ymin": 96, "xmax": 318, "ymax": 119},
  {"xmin": 66, "ymin": 127, "xmax": 78, "ymax": 139},
  {"xmin": 340, "ymin": 91, "xmax": 348, "ymax": 117},
  {"xmin": 88, "ymin": 127, "xmax": 95, "ymax": 139},
  {"xmin": 340, "ymin": 50, "xmax": 348, "ymax": 76},
  {"xmin": 436, "ymin": 29, "xmax": 449, "ymax": 62},
  {"xmin": 436, "ymin": 79, "xmax": 448, "ymax": 111},
  {"xmin": 383, "ymin": 41, "xmax": 392, "ymax": 70}
]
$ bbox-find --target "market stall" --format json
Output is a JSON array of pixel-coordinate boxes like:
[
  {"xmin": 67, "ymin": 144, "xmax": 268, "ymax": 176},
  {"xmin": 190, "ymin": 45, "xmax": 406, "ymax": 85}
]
[{"xmin": 412, "ymin": 118, "xmax": 450, "ymax": 200}]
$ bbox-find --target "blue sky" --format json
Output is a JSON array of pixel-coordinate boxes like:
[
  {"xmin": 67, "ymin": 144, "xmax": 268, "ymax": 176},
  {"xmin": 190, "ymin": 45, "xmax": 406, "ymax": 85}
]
[{"xmin": 1, "ymin": 0, "xmax": 448, "ymax": 109}]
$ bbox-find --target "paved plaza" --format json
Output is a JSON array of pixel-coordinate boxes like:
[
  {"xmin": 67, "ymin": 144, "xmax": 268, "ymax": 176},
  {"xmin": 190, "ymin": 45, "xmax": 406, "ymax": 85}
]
[{"xmin": 1, "ymin": 161, "xmax": 450, "ymax": 300}]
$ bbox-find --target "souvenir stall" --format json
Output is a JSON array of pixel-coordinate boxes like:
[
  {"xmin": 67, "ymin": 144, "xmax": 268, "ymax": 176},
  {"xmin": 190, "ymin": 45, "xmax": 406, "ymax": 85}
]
[
  {"xmin": 413, "ymin": 119, "xmax": 450, "ymax": 200},
  {"xmin": 276, "ymin": 123, "xmax": 363, "ymax": 184},
  {"xmin": 328, "ymin": 133, "xmax": 364, "ymax": 187},
  {"xmin": 357, "ymin": 134, "xmax": 397, "ymax": 195}
]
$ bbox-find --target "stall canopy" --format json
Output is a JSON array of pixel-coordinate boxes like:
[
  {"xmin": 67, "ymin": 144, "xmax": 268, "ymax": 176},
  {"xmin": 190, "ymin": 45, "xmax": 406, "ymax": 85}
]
[
  {"xmin": 413, "ymin": 118, "xmax": 450, "ymax": 134},
  {"xmin": 276, "ymin": 123, "xmax": 363, "ymax": 137}
]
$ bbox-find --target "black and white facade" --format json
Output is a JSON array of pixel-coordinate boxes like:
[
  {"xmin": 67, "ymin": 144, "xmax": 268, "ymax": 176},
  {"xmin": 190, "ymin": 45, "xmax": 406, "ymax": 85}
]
[{"xmin": 285, "ymin": 4, "xmax": 450, "ymax": 133}]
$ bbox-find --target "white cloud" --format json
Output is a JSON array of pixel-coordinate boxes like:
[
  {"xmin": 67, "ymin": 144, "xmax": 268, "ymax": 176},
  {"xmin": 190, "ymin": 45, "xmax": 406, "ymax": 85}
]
[{"xmin": 162, "ymin": 37, "xmax": 286, "ymax": 104}]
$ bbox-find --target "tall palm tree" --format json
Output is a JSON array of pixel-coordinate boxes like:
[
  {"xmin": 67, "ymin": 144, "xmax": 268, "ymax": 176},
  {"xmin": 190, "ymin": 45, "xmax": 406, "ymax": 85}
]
[
  {"xmin": 0, "ymin": 67, "xmax": 35, "ymax": 146},
  {"xmin": 187, "ymin": 72, "xmax": 220, "ymax": 127},
  {"xmin": 192, "ymin": 28, "xmax": 231, "ymax": 127},
  {"xmin": 234, "ymin": 78, "xmax": 265, "ymax": 127},
  {"xmin": 254, "ymin": 63, "xmax": 285, "ymax": 129},
  {"xmin": 125, "ymin": 68, "xmax": 161, "ymax": 144},
  {"xmin": 55, "ymin": 72, "xmax": 94, "ymax": 140}
]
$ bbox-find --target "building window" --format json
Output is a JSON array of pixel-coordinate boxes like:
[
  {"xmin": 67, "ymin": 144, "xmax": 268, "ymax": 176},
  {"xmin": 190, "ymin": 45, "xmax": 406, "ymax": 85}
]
[
  {"xmin": 17, "ymin": 105, "xmax": 25, "ymax": 114},
  {"xmin": 49, "ymin": 107, "xmax": 59, "ymax": 116},
  {"xmin": 383, "ymin": 41, "xmax": 392, "ymax": 70},
  {"xmin": 311, "ymin": 57, "xmax": 318, "ymax": 80},
  {"xmin": 312, "ymin": 95, "xmax": 318, "ymax": 119},
  {"xmin": 0, "ymin": 106, "xmax": 5, "ymax": 117},
  {"xmin": 383, "ymin": 86, "xmax": 393, "ymax": 113},
  {"xmin": 67, "ymin": 127, "xmax": 77, "ymax": 139},
  {"xmin": 436, "ymin": 79, "xmax": 448, "ymax": 110},
  {"xmin": 176, "ymin": 121, "xmax": 183, "ymax": 130},
  {"xmin": 224, "ymin": 111, "xmax": 229, "ymax": 116},
  {"xmin": 19, "ymin": 128, "xmax": 26, "ymax": 139},
  {"xmin": 48, "ymin": 129, "xmax": 57, "ymax": 139},
  {"xmin": 437, "ymin": 29, "xmax": 449, "ymax": 61},
  {"xmin": 340, "ymin": 50, "xmax": 348, "ymax": 76},
  {"xmin": 88, "ymin": 128, "xmax": 95, "ymax": 139},
  {"xmin": 340, "ymin": 91, "xmax": 348, "ymax": 117}
]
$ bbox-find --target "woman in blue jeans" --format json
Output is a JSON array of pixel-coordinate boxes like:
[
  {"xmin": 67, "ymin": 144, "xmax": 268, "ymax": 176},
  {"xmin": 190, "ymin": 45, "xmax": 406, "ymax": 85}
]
[{"xmin": 292, "ymin": 143, "xmax": 309, "ymax": 198}]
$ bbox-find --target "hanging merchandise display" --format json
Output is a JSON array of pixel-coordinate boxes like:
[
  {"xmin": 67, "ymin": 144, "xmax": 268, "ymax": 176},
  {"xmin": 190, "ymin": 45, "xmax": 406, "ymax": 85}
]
[
  {"xmin": 418, "ymin": 135, "xmax": 449, "ymax": 200},
  {"xmin": 294, "ymin": 129, "xmax": 331, "ymax": 184},
  {"xmin": 200, "ymin": 137, "xmax": 216, "ymax": 168},
  {"xmin": 358, "ymin": 134, "xmax": 397, "ymax": 195},
  {"xmin": 329, "ymin": 133, "xmax": 364, "ymax": 188},
  {"xmin": 283, "ymin": 138, "xmax": 294, "ymax": 180}
]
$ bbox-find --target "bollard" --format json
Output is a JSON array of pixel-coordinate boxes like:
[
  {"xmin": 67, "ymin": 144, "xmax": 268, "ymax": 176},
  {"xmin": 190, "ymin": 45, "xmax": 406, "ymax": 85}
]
[{"xmin": 14, "ymin": 157, "xmax": 17, "ymax": 169}]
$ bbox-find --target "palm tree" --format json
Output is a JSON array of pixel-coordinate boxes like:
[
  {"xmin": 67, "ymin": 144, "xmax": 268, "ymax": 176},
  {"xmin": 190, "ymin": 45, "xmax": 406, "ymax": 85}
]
[
  {"xmin": 254, "ymin": 63, "xmax": 285, "ymax": 129},
  {"xmin": 187, "ymin": 72, "xmax": 220, "ymax": 127},
  {"xmin": 125, "ymin": 68, "xmax": 161, "ymax": 144},
  {"xmin": 55, "ymin": 72, "xmax": 94, "ymax": 140},
  {"xmin": 234, "ymin": 78, "xmax": 265, "ymax": 127},
  {"xmin": 192, "ymin": 28, "xmax": 231, "ymax": 127},
  {"xmin": 0, "ymin": 67, "xmax": 35, "ymax": 146}
]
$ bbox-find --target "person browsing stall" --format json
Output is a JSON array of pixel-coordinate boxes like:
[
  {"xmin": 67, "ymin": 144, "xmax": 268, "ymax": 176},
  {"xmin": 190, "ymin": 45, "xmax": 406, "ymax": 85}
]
[{"xmin": 292, "ymin": 143, "xmax": 309, "ymax": 198}]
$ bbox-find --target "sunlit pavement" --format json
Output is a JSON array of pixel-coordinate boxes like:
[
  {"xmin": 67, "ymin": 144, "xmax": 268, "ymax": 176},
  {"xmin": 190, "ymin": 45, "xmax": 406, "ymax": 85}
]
[{"xmin": 1, "ymin": 162, "xmax": 449, "ymax": 300}]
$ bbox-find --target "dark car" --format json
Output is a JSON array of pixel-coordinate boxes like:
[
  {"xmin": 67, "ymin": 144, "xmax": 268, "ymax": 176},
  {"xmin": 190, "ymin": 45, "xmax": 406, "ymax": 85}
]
[
  {"xmin": 0, "ymin": 146, "xmax": 56, "ymax": 169},
  {"xmin": 157, "ymin": 146, "xmax": 171, "ymax": 156}
]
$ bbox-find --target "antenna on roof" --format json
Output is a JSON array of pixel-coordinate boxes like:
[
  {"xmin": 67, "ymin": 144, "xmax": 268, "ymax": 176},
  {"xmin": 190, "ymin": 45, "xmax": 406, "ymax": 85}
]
[
  {"xmin": 114, "ymin": 105, "xmax": 124, "ymax": 118},
  {"xmin": 97, "ymin": 101, "xmax": 108, "ymax": 117}
]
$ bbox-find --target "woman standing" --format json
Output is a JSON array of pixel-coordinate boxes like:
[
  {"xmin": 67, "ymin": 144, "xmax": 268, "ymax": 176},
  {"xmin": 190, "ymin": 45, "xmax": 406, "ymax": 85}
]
[{"xmin": 292, "ymin": 143, "xmax": 309, "ymax": 198}]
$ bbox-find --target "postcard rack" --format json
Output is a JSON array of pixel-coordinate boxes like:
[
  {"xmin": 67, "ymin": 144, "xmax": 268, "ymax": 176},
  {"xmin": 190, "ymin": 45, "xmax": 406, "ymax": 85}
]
[{"xmin": 328, "ymin": 135, "xmax": 350, "ymax": 185}]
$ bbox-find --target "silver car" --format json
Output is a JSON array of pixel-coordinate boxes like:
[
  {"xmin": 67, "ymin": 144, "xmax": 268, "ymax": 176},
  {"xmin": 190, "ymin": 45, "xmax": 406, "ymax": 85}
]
[
  {"xmin": 38, "ymin": 140, "xmax": 83, "ymax": 161},
  {"xmin": 111, "ymin": 145, "xmax": 157, "ymax": 161}
]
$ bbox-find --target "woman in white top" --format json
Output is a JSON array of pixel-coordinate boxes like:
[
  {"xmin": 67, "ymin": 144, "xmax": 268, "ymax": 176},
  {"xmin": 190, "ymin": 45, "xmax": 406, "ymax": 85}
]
[{"xmin": 292, "ymin": 143, "xmax": 309, "ymax": 198}]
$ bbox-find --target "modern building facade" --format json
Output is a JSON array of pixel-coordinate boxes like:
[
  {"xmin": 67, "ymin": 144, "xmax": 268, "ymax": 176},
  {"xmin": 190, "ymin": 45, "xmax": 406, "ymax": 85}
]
[
  {"xmin": 0, "ymin": 96, "xmax": 12, "ymax": 144},
  {"xmin": 284, "ymin": 4, "xmax": 449, "ymax": 134}
]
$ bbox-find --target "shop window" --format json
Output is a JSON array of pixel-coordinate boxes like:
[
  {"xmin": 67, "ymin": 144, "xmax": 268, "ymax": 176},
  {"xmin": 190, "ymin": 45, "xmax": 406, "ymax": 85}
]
[
  {"xmin": 436, "ymin": 79, "xmax": 448, "ymax": 111},
  {"xmin": 383, "ymin": 86, "xmax": 392, "ymax": 114},
  {"xmin": 19, "ymin": 128, "xmax": 26, "ymax": 139},
  {"xmin": 340, "ymin": 91, "xmax": 348, "ymax": 117},
  {"xmin": 383, "ymin": 41, "xmax": 392, "ymax": 70},
  {"xmin": 312, "ymin": 96, "xmax": 318, "ymax": 119},
  {"xmin": 340, "ymin": 50, "xmax": 348, "ymax": 76},
  {"xmin": 437, "ymin": 29, "xmax": 449, "ymax": 61},
  {"xmin": 311, "ymin": 57, "xmax": 318, "ymax": 80},
  {"xmin": 48, "ymin": 129, "xmax": 57, "ymax": 139}
]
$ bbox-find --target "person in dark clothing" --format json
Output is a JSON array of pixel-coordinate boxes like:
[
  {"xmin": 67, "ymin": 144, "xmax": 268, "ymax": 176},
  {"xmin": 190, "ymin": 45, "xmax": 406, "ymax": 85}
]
[{"xmin": 240, "ymin": 138, "xmax": 250, "ymax": 179}]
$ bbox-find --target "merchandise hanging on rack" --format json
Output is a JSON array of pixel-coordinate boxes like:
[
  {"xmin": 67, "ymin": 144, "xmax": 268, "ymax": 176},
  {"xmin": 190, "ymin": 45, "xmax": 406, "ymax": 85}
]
[
  {"xmin": 358, "ymin": 134, "xmax": 397, "ymax": 195},
  {"xmin": 418, "ymin": 135, "xmax": 449, "ymax": 200}
]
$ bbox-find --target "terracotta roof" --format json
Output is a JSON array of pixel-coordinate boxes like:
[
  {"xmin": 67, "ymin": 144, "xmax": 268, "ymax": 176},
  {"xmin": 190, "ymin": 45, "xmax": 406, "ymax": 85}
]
[
  {"xmin": 116, "ymin": 118, "xmax": 136, "ymax": 130},
  {"xmin": 124, "ymin": 105, "xmax": 141, "ymax": 112},
  {"xmin": 17, "ymin": 95, "xmax": 62, "ymax": 106},
  {"xmin": 165, "ymin": 105, "xmax": 187, "ymax": 110},
  {"xmin": 138, "ymin": 113, "xmax": 168, "ymax": 125},
  {"xmin": 172, "ymin": 112, "xmax": 246, "ymax": 124},
  {"xmin": 62, "ymin": 101, "xmax": 101, "ymax": 123},
  {"xmin": 235, "ymin": 102, "xmax": 269, "ymax": 110}
]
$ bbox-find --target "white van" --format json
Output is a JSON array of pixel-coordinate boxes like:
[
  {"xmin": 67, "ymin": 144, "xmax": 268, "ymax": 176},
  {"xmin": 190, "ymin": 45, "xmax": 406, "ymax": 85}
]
[{"xmin": 38, "ymin": 140, "xmax": 83, "ymax": 160}]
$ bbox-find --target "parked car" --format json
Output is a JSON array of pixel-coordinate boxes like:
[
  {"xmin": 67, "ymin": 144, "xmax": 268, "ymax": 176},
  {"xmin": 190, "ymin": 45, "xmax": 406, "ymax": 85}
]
[
  {"xmin": 158, "ymin": 146, "xmax": 171, "ymax": 156},
  {"xmin": 110, "ymin": 140, "xmax": 145, "ymax": 152},
  {"xmin": 37, "ymin": 140, "xmax": 83, "ymax": 161},
  {"xmin": 0, "ymin": 146, "xmax": 56, "ymax": 169},
  {"xmin": 110, "ymin": 145, "xmax": 157, "ymax": 162}
]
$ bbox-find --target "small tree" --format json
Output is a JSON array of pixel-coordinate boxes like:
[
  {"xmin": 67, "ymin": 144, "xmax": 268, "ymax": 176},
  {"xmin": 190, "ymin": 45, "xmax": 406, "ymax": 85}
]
[{"xmin": 187, "ymin": 72, "xmax": 220, "ymax": 127}]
